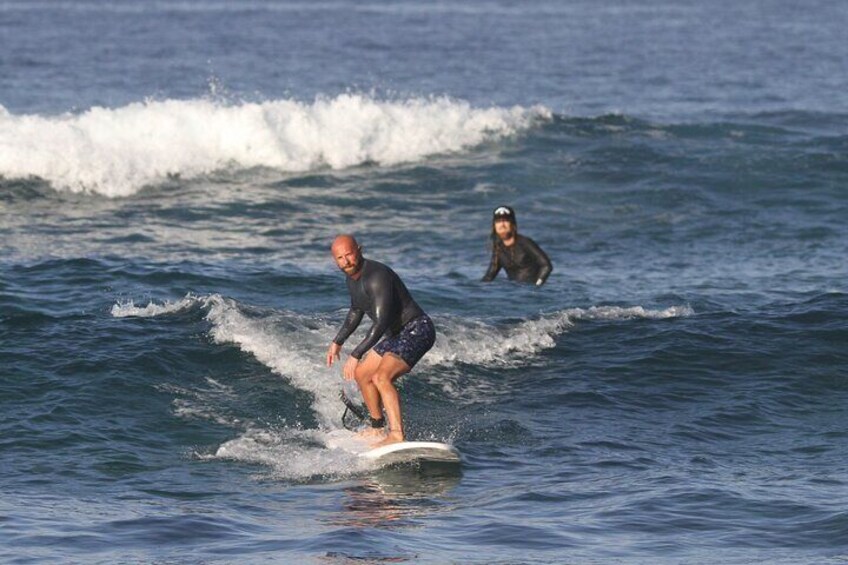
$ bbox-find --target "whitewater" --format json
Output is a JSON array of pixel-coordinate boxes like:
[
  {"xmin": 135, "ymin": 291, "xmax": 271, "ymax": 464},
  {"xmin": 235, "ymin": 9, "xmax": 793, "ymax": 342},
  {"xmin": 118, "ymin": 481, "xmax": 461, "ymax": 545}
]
[{"xmin": 0, "ymin": 95, "xmax": 549, "ymax": 196}]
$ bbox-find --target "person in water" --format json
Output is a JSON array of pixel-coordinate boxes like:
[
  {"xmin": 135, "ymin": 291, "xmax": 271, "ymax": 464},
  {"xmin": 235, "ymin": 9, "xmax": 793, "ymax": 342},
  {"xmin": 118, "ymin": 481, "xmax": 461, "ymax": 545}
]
[
  {"xmin": 326, "ymin": 235, "xmax": 436, "ymax": 447},
  {"xmin": 482, "ymin": 205, "xmax": 553, "ymax": 286}
]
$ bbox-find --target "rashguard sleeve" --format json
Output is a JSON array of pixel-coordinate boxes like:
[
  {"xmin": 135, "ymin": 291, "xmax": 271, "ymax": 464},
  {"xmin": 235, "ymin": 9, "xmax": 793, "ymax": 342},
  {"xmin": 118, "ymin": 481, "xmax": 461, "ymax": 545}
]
[
  {"xmin": 481, "ymin": 245, "xmax": 501, "ymax": 282},
  {"xmin": 526, "ymin": 237, "xmax": 553, "ymax": 285},
  {"xmin": 349, "ymin": 274, "xmax": 398, "ymax": 359},
  {"xmin": 333, "ymin": 307, "xmax": 365, "ymax": 346}
]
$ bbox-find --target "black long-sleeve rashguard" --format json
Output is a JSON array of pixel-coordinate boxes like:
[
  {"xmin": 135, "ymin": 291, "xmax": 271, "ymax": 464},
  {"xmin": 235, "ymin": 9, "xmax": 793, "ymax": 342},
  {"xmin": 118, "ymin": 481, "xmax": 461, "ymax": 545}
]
[
  {"xmin": 482, "ymin": 233, "xmax": 553, "ymax": 285},
  {"xmin": 333, "ymin": 259, "xmax": 425, "ymax": 359}
]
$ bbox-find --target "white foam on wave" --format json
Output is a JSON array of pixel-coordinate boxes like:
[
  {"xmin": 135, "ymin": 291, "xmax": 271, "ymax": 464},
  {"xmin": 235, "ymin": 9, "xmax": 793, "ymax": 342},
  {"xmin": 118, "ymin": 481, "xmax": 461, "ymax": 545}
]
[
  {"xmin": 110, "ymin": 294, "xmax": 201, "ymax": 317},
  {"xmin": 208, "ymin": 427, "xmax": 373, "ymax": 480},
  {"xmin": 425, "ymin": 304, "xmax": 694, "ymax": 367},
  {"xmin": 0, "ymin": 95, "xmax": 550, "ymax": 197},
  {"xmin": 112, "ymin": 293, "xmax": 347, "ymax": 427},
  {"xmin": 202, "ymin": 295, "xmax": 347, "ymax": 429},
  {"xmin": 420, "ymin": 304, "xmax": 693, "ymax": 403}
]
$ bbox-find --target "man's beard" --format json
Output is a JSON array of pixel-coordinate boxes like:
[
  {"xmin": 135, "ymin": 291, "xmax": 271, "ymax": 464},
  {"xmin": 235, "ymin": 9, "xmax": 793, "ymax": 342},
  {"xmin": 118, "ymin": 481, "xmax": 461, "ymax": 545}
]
[
  {"xmin": 498, "ymin": 229, "xmax": 514, "ymax": 241},
  {"xmin": 342, "ymin": 260, "xmax": 363, "ymax": 276}
]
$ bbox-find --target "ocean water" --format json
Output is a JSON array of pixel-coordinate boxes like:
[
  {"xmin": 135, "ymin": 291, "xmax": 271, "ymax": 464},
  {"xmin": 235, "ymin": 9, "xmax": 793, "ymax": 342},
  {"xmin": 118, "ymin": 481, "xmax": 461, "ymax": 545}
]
[{"xmin": 2, "ymin": 1, "xmax": 848, "ymax": 563}]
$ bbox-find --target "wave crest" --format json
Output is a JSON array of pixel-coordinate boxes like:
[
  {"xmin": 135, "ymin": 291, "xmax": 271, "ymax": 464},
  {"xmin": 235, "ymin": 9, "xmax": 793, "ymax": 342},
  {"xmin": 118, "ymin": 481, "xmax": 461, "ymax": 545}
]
[{"xmin": 0, "ymin": 95, "xmax": 550, "ymax": 197}]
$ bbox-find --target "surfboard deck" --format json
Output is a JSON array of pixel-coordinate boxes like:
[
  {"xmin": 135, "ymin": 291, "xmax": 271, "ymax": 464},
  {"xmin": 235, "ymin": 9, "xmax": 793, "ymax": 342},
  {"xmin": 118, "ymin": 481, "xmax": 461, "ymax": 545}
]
[{"xmin": 324, "ymin": 430, "xmax": 461, "ymax": 466}]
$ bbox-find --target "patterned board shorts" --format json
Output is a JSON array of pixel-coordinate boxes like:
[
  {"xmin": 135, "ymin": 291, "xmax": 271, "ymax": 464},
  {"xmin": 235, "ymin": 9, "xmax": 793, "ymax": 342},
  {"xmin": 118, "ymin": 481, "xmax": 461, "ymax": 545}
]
[{"xmin": 373, "ymin": 314, "xmax": 436, "ymax": 369}]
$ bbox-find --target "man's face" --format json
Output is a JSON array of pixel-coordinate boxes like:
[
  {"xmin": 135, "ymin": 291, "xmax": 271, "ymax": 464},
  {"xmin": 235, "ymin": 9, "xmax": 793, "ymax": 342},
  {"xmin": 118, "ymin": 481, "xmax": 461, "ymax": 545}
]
[
  {"xmin": 333, "ymin": 242, "xmax": 362, "ymax": 276},
  {"xmin": 494, "ymin": 219, "xmax": 514, "ymax": 241}
]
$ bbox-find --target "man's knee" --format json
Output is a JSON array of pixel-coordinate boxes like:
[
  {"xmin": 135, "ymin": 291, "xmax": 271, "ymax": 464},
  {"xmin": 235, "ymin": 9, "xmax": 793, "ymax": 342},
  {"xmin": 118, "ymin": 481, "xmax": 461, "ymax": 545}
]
[
  {"xmin": 354, "ymin": 367, "xmax": 372, "ymax": 385},
  {"xmin": 372, "ymin": 369, "xmax": 395, "ymax": 389}
]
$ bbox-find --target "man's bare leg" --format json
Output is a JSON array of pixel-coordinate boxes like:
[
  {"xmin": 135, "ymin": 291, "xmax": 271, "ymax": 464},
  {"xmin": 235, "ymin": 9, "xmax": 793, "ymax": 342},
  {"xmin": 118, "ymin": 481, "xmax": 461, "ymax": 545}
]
[
  {"xmin": 353, "ymin": 351, "xmax": 386, "ymax": 440},
  {"xmin": 370, "ymin": 354, "xmax": 410, "ymax": 448}
]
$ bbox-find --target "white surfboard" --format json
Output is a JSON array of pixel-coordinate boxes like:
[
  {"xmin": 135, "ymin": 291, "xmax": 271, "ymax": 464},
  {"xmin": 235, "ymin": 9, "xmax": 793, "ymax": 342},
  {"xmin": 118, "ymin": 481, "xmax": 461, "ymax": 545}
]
[
  {"xmin": 362, "ymin": 441, "xmax": 461, "ymax": 465},
  {"xmin": 324, "ymin": 430, "xmax": 461, "ymax": 466}
]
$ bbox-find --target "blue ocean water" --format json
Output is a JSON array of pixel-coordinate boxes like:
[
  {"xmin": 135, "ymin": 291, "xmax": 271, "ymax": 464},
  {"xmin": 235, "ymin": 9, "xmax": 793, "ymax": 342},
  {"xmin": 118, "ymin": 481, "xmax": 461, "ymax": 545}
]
[{"xmin": 2, "ymin": 1, "xmax": 847, "ymax": 563}]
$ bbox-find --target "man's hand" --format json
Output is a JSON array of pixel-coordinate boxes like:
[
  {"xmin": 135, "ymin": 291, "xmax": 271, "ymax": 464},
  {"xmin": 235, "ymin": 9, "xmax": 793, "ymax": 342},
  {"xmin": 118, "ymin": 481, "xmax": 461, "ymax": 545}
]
[
  {"xmin": 326, "ymin": 342, "xmax": 342, "ymax": 367},
  {"xmin": 343, "ymin": 355, "xmax": 359, "ymax": 381}
]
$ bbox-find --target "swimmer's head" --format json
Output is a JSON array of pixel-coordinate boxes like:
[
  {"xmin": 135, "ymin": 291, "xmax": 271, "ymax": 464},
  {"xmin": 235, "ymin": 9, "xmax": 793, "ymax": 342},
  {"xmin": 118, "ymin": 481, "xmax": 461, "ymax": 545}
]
[
  {"xmin": 492, "ymin": 205, "xmax": 516, "ymax": 242},
  {"xmin": 331, "ymin": 234, "xmax": 364, "ymax": 277}
]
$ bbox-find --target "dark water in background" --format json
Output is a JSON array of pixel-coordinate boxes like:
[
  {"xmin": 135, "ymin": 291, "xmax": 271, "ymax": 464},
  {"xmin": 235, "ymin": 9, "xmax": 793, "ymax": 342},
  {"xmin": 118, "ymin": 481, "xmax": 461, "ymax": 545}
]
[{"xmin": 2, "ymin": 1, "xmax": 848, "ymax": 563}]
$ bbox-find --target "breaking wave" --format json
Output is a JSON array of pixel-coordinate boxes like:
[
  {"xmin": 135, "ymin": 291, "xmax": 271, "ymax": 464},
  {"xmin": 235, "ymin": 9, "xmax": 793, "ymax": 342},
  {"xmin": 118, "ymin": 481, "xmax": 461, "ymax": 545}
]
[{"xmin": 0, "ymin": 94, "xmax": 550, "ymax": 197}]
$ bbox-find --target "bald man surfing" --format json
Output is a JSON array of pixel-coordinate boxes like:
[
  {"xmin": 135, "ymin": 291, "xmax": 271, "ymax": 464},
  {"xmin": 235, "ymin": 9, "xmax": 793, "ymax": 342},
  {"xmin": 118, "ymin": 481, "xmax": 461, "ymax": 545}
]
[{"xmin": 326, "ymin": 235, "xmax": 436, "ymax": 448}]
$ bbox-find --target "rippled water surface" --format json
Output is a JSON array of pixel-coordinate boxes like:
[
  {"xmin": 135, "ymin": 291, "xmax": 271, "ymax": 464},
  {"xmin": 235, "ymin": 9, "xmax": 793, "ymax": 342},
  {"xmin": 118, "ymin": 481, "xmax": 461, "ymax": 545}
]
[{"xmin": 2, "ymin": 1, "xmax": 848, "ymax": 563}]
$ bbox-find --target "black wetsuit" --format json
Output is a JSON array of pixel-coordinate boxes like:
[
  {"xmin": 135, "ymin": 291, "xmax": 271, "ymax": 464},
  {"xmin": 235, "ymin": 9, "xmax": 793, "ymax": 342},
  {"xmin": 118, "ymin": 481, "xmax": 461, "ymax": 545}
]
[
  {"xmin": 333, "ymin": 259, "xmax": 425, "ymax": 359},
  {"xmin": 482, "ymin": 234, "xmax": 553, "ymax": 285}
]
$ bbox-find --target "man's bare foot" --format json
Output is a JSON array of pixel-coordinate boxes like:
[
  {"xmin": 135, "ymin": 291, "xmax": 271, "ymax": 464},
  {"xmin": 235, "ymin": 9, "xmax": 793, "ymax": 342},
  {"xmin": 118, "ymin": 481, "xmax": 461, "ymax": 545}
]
[
  {"xmin": 357, "ymin": 427, "xmax": 386, "ymax": 441},
  {"xmin": 372, "ymin": 431, "xmax": 403, "ymax": 449}
]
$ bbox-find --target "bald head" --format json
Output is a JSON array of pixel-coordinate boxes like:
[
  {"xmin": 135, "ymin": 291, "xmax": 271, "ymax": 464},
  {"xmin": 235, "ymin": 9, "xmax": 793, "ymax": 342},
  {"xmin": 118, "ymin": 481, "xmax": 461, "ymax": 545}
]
[
  {"xmin": 331, "ymin": 234, "xmax": 358, "ymax": 255},
  {"xmin": 331, "ymin": 234, "xmax": 364, "ymax": 278}
]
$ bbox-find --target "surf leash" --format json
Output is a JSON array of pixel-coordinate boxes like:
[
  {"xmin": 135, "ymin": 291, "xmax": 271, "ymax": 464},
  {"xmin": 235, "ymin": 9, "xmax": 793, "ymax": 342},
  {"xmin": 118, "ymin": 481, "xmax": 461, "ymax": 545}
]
[{"xmin": 340, "ymin": 388, "xmax": 367, "ymax": 430}]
